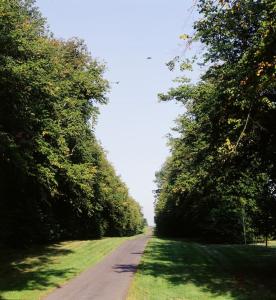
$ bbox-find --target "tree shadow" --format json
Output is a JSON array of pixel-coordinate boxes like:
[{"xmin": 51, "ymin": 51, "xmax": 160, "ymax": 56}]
[
  {"xmin": 0, "ymin": 243, "xmax": 76, "ymax": 297},
  {"xmin": 113, "ymin": 263, "xmax": 138, "ymax": 273},
  {"xmin": 138, "ymin": 238, "xmax": 276, "ymax": 300}
]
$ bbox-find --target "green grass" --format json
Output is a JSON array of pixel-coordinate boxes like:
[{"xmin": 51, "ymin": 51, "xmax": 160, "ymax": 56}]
[
  {"xmin": 0, "ymin": 236, "xmax": 130, "ymax": 300},
  {"xmin": 127, "ymin": 238, "xmax": 276, "ymax": 300}
]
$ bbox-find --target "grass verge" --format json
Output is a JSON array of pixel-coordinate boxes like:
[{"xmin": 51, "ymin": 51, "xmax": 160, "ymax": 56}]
[
  {"xmin": 127, "ymin": 238, "xmax": 276, "ymax": 300},
  {"xmin": 0, "ymin": 236, "xmax": 130, "ymax": 300}
]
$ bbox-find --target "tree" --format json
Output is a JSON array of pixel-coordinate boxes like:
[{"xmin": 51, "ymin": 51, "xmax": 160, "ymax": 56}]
[
  {"xmin": 0, "ymin": 0, "xmax": 144, "ymax": 246},
  {"xmin": 155, "ymin": 0, "xmax": 276, "ymax": 243}
]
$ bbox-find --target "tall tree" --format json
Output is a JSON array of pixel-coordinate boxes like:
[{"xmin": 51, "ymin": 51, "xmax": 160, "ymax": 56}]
[
  {"xmin": 0, "ymin": 0, "xmax": 144, "ymax": 246},
  {"xmin": 155, "ymin": 0, "xmax": 276, "ymax": 243}
]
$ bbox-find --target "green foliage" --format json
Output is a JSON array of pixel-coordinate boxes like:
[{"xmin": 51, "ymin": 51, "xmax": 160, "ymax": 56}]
[
  {"xmin": 155, "ymin": 0, "xmax": 276, "ymax": 243},
  {"xmin": 0, "ymin": 0, "xmax": 144, "ymax": 246}
]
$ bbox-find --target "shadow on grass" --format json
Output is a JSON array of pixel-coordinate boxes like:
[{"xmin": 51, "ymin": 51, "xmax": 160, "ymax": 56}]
[
  {"xmin": 138, "ymin": 238, "xmax": 276, "ymax": 300},
  {"xmin": 0, "ymin": 243, "xmax": 76, "ymax": 296}
]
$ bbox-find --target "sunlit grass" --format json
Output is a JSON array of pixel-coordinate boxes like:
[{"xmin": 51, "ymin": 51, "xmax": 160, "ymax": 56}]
[
  {"xmin": 0, "ymin": 237, "xmax": 130, "ymax": 300},
  {"xmin": 127, "ymin": 238, "xmax": 276, "ymax": 300}
]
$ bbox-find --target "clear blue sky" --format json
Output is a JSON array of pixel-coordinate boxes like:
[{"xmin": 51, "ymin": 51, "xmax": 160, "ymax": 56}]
[{"xmin": 36, "ymin": 0, "xmax": 199, "ymax": 225}]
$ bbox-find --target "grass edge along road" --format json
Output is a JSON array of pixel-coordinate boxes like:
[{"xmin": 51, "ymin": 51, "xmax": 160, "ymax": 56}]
[
  {"xmin": 127, "ymin": 237, "xmax": 276, "ymax": 300},
  {"xmin": 0, "ymin": 236, "xmax": 136, "ymax": 300}
]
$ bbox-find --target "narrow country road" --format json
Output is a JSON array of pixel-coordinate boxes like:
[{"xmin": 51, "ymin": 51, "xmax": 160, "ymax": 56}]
[{"xmin": 44, "ymin": 234, "xmax": 151, "ymax": 300}]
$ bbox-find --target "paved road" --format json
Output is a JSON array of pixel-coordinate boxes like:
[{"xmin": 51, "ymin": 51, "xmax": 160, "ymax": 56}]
[{"xmin": 45, "ymin": 234, "xmax": 151, "ymax": 300}]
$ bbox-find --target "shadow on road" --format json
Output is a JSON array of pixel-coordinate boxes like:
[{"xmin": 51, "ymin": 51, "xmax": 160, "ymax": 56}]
[{"xmin": 113, "ymin": 263, "xmax": 138, "ymax": 273}]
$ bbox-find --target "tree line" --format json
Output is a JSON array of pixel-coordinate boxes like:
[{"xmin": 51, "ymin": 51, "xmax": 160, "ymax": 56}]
[
  {"xmin": 155, "ymin": 0, "xmax": 276, "ymax": 243},
  {"xmin": 0, "ymin": 0, "xmax": 145, "ymax": 246}
]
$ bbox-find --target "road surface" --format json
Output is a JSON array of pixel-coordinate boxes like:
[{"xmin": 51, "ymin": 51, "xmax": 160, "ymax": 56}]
[{"xmin": 45, "ymin": 234, "xmax": 151, "ymax": 300}]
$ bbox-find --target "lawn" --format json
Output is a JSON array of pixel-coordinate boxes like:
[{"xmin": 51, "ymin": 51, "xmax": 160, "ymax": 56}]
[
  {"xmin": 127, "ymin": 238, "xmax": 276, "ymax": 300},
  {"xmin": 0, "ymin": 236, "xmax": 130, "ymax": 300}
]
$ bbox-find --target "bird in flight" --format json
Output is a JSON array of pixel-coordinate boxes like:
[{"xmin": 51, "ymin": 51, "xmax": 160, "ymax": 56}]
[{"xmin": 146, "ymin": 57, "xmax": 152, "ymax": 60}]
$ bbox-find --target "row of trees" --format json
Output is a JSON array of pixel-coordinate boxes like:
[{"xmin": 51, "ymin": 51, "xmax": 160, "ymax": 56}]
[
  {"xmin": 155, "ymin": 0, "xmax": 276, "ymax": 243},
  {"xmin": 0, "ymin": 0, "xmax": 145, "ymax": 246}
]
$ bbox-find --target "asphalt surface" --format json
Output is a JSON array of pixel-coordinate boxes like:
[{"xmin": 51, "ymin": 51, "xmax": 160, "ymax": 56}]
[{"xmin": 44, "ymin": 234, "xmax": 151, "ymax": 300}]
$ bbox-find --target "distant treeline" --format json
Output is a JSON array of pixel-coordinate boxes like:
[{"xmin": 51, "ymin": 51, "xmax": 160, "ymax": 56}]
[
  {"xmin": 0, "ymin": 0, "xmax": 145, "ymax": 246},
  {"xmin": 155, "ymin": 0, "xmax": 276, "ymax": 243}
]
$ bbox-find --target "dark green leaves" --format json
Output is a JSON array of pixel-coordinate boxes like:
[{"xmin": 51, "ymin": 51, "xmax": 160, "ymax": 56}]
[
  {"xmin": 0, "ymin": 0, "xmax": 144, "ymax": 246},
  {"xmin": 155, "ymin": 0, "xmax": 276, "ymax": 243}
]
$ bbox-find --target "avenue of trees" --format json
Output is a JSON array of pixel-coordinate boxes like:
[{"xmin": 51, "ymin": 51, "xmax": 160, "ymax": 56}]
[
  {"xmin": 0, "ymin": 0, "xmax": 144, "ymax": 246},
  {"xmin": 155, "ymin": 0, "xmax": 276, "ymax": 243}
]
